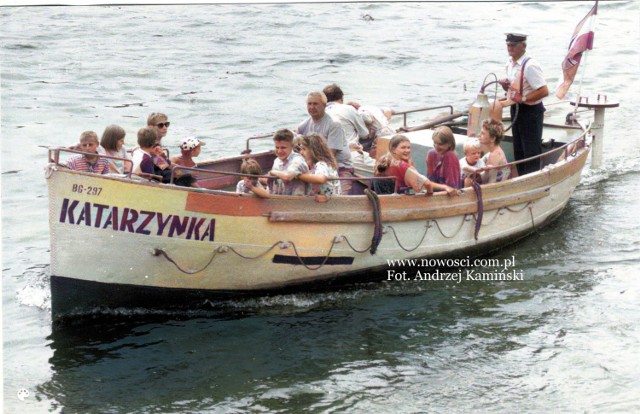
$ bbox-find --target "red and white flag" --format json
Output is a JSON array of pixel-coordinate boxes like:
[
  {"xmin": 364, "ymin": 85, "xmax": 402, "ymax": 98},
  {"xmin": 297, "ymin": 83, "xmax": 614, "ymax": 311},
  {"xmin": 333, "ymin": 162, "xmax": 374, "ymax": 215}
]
[{"xmin": 555, "ymin": 1, "xmax": 598, "ymax": 99}]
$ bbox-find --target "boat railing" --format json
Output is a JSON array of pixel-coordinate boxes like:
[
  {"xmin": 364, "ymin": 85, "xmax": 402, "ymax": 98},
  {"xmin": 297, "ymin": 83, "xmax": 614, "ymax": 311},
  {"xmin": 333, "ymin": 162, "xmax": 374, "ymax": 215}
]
[
  {"xmin": 47, "ymin": 147, "xmax": 134, "ymax": 178},
  {"xmin": 241, "ymin": 105, "xmax": 460, "ymax": 154},
  {"xmin": 169, "ymin": 164, "xmax": 396, "ymax": 190},
  {"xmin": 392, "ymin": 105, "xmax": 456, "ymax": 129},
  {"xmin": 470, "ymin": 125, "xmax": 590, "ymax": 177},
  {"xmin": 243, "ymin": 133, "xmax": 276, "ymax": 154}
]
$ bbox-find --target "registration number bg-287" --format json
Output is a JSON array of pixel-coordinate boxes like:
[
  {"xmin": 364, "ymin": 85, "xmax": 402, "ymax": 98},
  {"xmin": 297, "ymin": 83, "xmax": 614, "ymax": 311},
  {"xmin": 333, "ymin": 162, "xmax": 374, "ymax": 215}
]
[{"xmin": 71, "ymin": 184, "xmax": 103, "ymax": 196}]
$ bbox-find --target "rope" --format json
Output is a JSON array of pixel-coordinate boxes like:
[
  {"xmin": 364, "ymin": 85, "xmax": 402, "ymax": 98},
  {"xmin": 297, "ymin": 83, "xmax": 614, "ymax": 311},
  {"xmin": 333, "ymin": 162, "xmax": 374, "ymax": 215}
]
[
  {"xmin": 505, "ymin": 202, "xmax": 533, "ymax": 213},
  {"xmin": 152, "ymin": 200, "xmax": 539, "ymax": 274},
  {"xmin": 430, "ymin": 215, "xmax": 468, "ymax": 239},
  {"xmin": 152, "ymin": 248, "xmax": 219, "ymax": 275},
  {"xmin": 528, "ymin": 205, "xmax": 538, "ymax": 234},
  {"xmin": 340, "ymin": 235, "xmax": 373, "ymax": 253},
  {"xmin": 227, "ymin": 241, "xmax": 284, "ymax": 259},
  {"xmin": 471, "ymin": 180, "xmax": 484, "ymax": 240},
  {"xmin": 472, "ymin": 208, "xmax": 503, "ymax": 227},
  {"xmin": 287, "ymin": 240, "xmax": 338, "ymax": 271},
  {"xmin": 385, "ymin": 222, "xmax": 430, "ymax": 252},
  {"xmin": 364, "ymin": 188, "xmax": 383, "ymax": 255}
]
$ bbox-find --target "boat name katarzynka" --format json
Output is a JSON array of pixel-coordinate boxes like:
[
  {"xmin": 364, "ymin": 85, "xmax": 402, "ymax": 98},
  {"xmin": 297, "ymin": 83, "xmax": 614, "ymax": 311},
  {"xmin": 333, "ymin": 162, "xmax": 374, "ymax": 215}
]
[{"xmin": 58, "ymin": 197, "xmax": 216, "ymax": 241}]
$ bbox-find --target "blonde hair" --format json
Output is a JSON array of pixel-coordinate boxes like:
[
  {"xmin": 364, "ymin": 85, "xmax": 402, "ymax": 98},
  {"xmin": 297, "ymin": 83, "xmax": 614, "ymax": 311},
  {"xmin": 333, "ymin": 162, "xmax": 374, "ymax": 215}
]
[
  {"xmin": 301, "ymin": 133, "xmax": 337, "ymax": 170},
  {"xmin": 80, "ymin": 130, "xmax": 99, "ymax": 144},
  {"xmin": 147, "ymin": 112, "xmax": 167, "ymax": 126},
  {"xmin": 375, "ymin": 134, "xmax": 410, "ymax": 174},
  {"xmin": 463, "ymin": 138, "xmax": 482, "ymax": 153}
]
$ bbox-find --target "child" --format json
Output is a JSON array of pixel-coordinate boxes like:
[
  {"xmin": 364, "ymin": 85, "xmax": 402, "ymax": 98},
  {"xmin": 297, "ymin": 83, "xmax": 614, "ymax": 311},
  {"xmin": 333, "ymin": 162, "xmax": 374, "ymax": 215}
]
[
  {"xmin": 98, "ymin": 124, "xmax": 130, "ymax": 174},
  {"xmin": 459, "ymin": 138, "xmax": 486, "ymax": 187},
  {"xmin": 298, "ymin": 133, "xmax": 341, "ymax": 196},
  {"xmin": 236, "ymin": 158, "xmax": 270, "ymax": 197},
  {"xmin": 171, "ymin": 136, "xmax": 205, "ymax": 168},
  {"xmin": 426, "ymin": 126, "xmax": 461, "ymax": 189},
  {"xmin": 66, "ymin": 131, "xmax": 110, "ymax": 174},
  {"xmin": 151, "ymin": 143, "xmax": 198, "ymax": 187},
  {"xmin": 132, "ymin": 127, "xmax": 158, "ymax": 176},
  {"xmin": 267, "ymin": 129, "xmax": 309, "ymax": 196}
]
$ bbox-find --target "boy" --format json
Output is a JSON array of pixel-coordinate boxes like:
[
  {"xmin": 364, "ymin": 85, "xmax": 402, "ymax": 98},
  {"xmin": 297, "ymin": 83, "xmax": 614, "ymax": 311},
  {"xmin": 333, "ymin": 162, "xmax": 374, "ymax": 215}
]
[
  {"xmin": 237, "ymin": 158, "xmax": 270, "ymax": 197},
  {"xmin": 459, "ymin": 138, "xmax": 486, "ymax": 187},
  {"xmin": 266, "ymin": 129, "xmax": 309, "ymax": 196},
  {"xmin": 66, "ymin": 131, "xmax": 110, "ymax": 174},
  {"xmin": 132, "ymin": 127, "xmax": 158, "ymax": 176}
]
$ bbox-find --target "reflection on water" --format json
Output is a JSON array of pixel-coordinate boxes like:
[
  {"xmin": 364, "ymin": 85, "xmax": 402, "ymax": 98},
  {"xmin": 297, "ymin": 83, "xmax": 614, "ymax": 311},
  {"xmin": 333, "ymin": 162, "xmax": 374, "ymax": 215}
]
[{"xmin": 40, "ymin": 262, "xmax": 603, "ymax": 412}]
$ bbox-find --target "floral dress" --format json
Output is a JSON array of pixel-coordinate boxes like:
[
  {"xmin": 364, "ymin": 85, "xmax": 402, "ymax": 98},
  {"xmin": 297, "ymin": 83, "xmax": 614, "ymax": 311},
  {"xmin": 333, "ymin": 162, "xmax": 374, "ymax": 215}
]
[{"xmin": 309, "ymin": 161, "xmax": 341, "ymax": 196}]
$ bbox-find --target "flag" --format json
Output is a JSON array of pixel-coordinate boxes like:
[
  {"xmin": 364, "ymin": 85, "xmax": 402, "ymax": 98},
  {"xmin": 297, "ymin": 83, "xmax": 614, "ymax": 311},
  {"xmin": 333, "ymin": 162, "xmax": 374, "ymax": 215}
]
[{"xmin": 555, "ymin": 1, "xmax": 598, "ymax": 99}]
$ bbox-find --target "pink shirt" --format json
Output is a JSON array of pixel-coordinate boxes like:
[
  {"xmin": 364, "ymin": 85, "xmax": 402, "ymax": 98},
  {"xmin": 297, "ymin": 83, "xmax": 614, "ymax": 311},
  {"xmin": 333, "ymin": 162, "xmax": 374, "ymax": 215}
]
[{"xmin": 427, "ymin": 150, "xmax": 461, "ymax": 189}]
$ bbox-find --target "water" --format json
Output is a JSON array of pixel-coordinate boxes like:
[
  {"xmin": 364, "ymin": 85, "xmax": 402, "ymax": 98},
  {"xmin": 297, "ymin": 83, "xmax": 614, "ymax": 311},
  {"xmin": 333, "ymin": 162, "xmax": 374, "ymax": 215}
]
[{"xmin": 2, "ymin": 1, "xmax": 639, "ymax": 412}]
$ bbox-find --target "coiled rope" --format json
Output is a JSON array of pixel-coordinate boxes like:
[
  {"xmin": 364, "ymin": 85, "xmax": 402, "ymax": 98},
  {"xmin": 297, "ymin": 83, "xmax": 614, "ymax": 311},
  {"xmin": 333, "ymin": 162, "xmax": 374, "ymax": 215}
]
[{"xmin": 364, "ymin": 188, "xmax": 383, "ymax": 255}]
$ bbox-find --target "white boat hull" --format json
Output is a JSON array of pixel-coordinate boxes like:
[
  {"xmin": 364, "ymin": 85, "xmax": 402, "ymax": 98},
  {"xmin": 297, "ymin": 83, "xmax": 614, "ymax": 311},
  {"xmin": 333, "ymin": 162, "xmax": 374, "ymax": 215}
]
[{"xmin": 47, "ymin": 141, "xmax": 589, "ymax": 319}]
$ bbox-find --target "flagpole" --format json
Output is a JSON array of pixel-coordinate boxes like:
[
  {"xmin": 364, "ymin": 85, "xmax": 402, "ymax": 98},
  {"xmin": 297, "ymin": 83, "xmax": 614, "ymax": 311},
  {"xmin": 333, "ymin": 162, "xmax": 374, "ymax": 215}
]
[{"xmin": 572, "ymin": 1, "xmax": 599, "ymax": 114}]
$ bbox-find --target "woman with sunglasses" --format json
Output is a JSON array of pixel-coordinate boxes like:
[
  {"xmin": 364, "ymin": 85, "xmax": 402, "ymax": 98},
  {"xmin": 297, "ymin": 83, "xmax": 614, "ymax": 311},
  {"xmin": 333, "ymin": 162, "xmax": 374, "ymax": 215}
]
[{"xmin": 147, "ymin": 112, "xmax": 171, "ymax": 143}]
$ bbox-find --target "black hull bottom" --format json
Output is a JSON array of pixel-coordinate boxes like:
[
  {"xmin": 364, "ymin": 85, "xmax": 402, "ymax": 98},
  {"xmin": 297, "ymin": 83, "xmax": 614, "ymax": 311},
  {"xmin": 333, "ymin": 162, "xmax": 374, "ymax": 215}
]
[{"xmin": 50, "ymin": 207, "xmax": 565, "ymax": 324}]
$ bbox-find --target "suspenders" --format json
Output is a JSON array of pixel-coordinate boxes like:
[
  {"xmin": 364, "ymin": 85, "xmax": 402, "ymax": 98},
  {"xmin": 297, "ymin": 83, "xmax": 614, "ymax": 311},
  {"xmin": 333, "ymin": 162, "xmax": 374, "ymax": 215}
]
[{"xmin": 519, "ymin": 57, "xmax": 531, "ymax": 97}]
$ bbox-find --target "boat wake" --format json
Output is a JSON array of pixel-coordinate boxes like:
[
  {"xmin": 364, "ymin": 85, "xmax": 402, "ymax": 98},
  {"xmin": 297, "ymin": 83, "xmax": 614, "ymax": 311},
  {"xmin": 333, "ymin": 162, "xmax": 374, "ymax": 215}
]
[
  {"xmin": 16, "ymin": 264, "xmax": 51, "ymax": 311},
  {"xmin": 580, "ymin": 155, "xmax": 640, "ymax": 187}
]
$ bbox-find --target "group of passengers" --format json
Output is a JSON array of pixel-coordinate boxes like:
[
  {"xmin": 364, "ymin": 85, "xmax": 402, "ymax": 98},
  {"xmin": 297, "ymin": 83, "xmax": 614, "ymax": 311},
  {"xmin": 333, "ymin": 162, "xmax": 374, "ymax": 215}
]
[
  {"xmin": 64, "ymin": 112, "xmax": 204, "ymax": 187},
  {"xmin": 65, "ymin": 84, "xmax": 510, "ymax": 197},
  {"xmin": 235, "ymin": 85, "xmax": 510, "ymax": 198}
]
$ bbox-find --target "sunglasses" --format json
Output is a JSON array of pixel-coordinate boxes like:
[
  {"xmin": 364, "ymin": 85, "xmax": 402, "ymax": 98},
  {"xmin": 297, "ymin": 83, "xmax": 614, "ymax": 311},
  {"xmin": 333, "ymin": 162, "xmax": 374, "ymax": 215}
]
[{"xmin": 156, "ymin": 122, "xmax": 171, "ymax": 128}]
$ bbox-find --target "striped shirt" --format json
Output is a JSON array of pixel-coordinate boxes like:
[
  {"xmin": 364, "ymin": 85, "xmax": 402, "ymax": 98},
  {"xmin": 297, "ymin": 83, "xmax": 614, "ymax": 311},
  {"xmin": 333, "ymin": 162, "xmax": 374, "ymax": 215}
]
[{"xmin": 66, "ymin": 155, "xmax": 110, "ymax": 174}]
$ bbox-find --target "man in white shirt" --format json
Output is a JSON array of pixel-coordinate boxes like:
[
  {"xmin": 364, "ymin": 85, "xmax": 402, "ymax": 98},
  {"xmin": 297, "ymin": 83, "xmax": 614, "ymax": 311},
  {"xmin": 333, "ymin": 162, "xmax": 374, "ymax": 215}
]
[
  {"xmin": 323, "ymin": 83, "xmax": 370, "ymax": 151},
  {"xmin": 498, "ymin": 33, "xmax": 549, "ymax": 176}
]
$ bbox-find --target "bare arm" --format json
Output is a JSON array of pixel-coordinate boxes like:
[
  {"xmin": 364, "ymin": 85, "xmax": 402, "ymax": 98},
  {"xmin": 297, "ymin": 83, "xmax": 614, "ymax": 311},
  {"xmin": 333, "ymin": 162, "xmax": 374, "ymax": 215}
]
[{"xmin": 298, "ymin": 172, "xmax": 328, "ymax": 184}]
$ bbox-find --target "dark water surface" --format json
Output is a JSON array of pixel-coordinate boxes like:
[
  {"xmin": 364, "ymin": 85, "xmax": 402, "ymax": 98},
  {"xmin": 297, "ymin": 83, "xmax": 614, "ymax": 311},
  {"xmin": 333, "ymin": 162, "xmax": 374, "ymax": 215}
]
[{"xmin": 2, "ymin": 2, "xmax": 639, "ymax": 413}]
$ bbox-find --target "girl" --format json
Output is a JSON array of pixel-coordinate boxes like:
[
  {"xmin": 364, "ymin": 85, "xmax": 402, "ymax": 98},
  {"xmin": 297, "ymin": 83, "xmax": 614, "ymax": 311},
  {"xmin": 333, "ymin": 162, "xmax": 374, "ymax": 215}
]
[
  {"xmin": 298, "ymin": 133, "xmax": 341, "ymax": 196},
  {"xmin": 98, "ymin": 124, "xmax": 130, "ymax": 174},
  {"xmin": 426, "ymin": 126, "xmax": 461, "ymax": 189},
  {"xmin": 375, "ymin": 134, "xmax": 457, "ymax": 196}
]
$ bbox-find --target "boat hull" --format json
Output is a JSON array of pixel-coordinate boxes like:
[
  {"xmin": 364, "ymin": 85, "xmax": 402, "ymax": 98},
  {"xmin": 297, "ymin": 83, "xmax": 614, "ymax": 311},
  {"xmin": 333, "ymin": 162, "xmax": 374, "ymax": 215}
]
[{"xmin": 47, "ymin": 143, "xmax": 589, "ymax": 320}]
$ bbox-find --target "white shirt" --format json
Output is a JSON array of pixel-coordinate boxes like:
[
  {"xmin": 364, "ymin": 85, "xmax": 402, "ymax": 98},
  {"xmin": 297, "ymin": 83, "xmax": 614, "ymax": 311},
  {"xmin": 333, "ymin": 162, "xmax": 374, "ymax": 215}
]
[
  {"xmin": 131, "ymin": 148, "xmax": 151, "ymax": 174},
  {"xmin": 325, "ymin": 102, "xmax": 370, "ymax": 146},
  {"xmin": 506, "ymin": 53, "xmax": 547, "ymax": 104}
]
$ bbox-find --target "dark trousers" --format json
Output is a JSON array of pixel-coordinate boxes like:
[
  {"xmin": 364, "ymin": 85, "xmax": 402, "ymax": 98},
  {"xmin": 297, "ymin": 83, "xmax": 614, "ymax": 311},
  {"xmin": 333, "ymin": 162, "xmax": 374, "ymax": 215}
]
[{"xmin": 510, "ymin": 103, "xmax": 545, "ymax": 176}]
